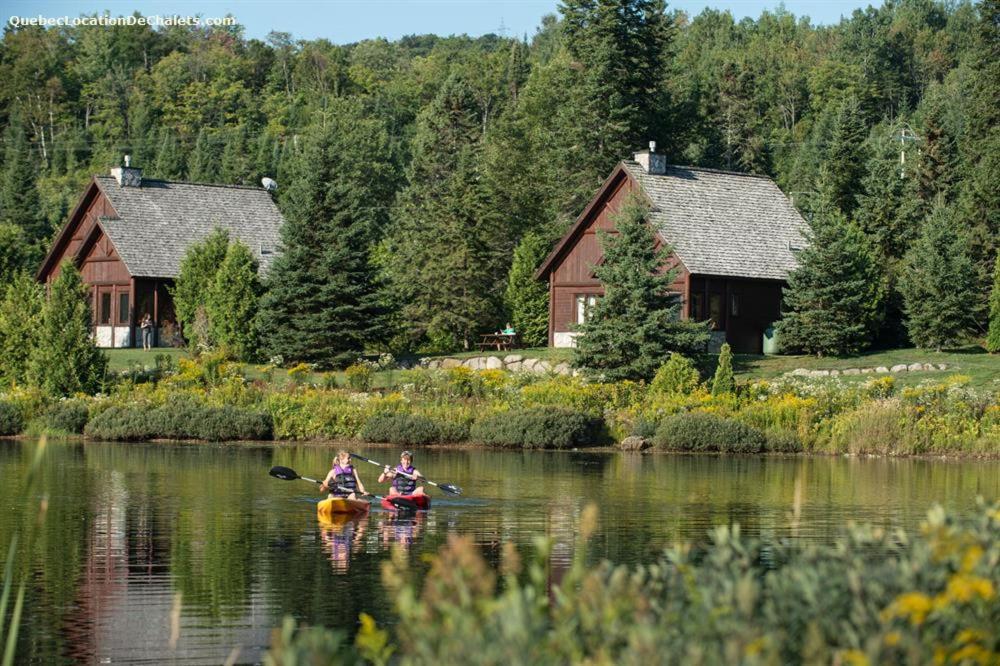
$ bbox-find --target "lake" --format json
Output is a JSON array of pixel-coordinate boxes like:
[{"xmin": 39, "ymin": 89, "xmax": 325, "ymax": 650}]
[{"xmin": 2, "ymin": 439, "xmax": 998, "ymax": 664}]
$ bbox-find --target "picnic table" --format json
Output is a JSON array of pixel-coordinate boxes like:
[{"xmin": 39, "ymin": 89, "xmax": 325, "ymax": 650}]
[{"xmin": 477, "ymin": 333, "xmax": 517, "ymax": 351}]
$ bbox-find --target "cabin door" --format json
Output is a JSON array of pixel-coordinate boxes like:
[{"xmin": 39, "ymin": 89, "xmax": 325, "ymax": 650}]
[{"xmin": 95, "ymin": 286, "xmax": 114, "ymax": 347}]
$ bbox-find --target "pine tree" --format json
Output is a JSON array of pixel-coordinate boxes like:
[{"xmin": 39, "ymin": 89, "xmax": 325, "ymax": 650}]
[
  {"xmin": 388, "ymin": 75, "xmax": 509, "ymax": 350},
  {"xmin": 188, "ymin": 128, "xmax": 221, "ymax": 183},
  {"xmin": 206, "ymin": 240, "xmax": 261, "ymax": 360},
  {"xmin": 987, "ymin": 253, "xmax": 1000, "ymax": 353},
  {"xmin": 0, "ymin": 223, "xmax": 28, "ymax": 284},
  {"xmin": 172, "ymin": 228, "xmax": 230, "ymax": 351},
  {"xmin": 711, "ymin": 343, "xmax": 735, "ymax": 395},
  {"xmin": 855, "ymin": 120, "xmax": 920, "ymax": 260},
  {"xmin": 820, "ymin": 96, "xmax": 869, "ymax": 217},
  {"xmin": 0, "ymin": 115, "xmax": 48, "ymax": 244},
  {"xmin": 899, "ymin": 198, "xmax": 981, "ymax": 351},
  {"xmin": 573, "ymin": 195, "xmax": 709, "ymax": 381},
  {"xmin": 27, "ymin": 262, "xmax": 107, "ymax": 396},
  {"xmin": 220, "ymin": 125, "xmax": 253, "ymax": 185},
  {"xmin": 260, "ymin": 98, "xmax": 397, "ymax": 366},
  {"xmin": 152, "ymin": 127, "xmax": 185, "ymax": 180},
  {"xmin": 503, "ymin": 232, "xmax": 552, "ymax": 348},
  {"xmin": 0, "ymin": 271, "xmax": 43, "ymax": 387},
  {"xmin": 775, "ymin": 194, "xmax": 885, "ymax": 356}
]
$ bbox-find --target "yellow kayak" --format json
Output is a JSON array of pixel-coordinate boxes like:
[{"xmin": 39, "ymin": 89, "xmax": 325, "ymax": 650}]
[{"xmin": 317, "ymin": 496, "xmax": 370, "ymax": 519}]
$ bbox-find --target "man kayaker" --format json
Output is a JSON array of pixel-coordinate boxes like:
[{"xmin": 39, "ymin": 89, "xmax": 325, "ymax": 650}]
[
  {"xmin": 321, "ymin": 450, "xmax": 367, "ymax": 499},
  {"xmin": 379, "ymin": 450, "xmax": 426, "ymax": 497}
]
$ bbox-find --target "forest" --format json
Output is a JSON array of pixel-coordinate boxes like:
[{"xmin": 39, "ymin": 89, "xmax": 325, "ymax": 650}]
[{"xmin": 0, "ymin": 0, "xmax": 998, "ymax": 363}]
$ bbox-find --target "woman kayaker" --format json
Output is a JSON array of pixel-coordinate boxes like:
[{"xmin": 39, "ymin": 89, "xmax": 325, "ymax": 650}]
[
  {"xmin": 379, "ymin": 450, "xmax": 425, "ymax": 497},
  {"xmin": 321, "ymin": 450, "xmax": 367, "ymax": 500}
]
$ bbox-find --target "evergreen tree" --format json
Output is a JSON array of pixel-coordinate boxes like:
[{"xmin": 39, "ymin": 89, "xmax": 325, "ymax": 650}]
[
  {"xmin": 503, "ymin": 232, "xmax": 551, "ymax": 347},
  {"xmin": 188, "ymin": 128, "xmax": 221, "ymax": 183},
  {"xmin": 206, "ymin": 240, "xmax": 261, "ymax": 360},
  {"xmin": 260, "ymin": 99, "xmax": 397, "ymax": 366},
  {"xmin": 573, "ymin": 195, "xmax": 709, "ymax": 381},
  {"xmin": 220, "ymin": 125, "xmax": 253, "ymax": 185},
  {"xmin": 855, "ymin": 120, "xmax": 920, "ymax": 260},
  {"xmin": 987, "ymin": 253, "xmax": 1000, "ymax": 354},
  {"xmin": 0, "ymin": 115, "xmax": 48, "ymax": 244},
  {"xmin": 172, "ymin": 228, "xmax": 230, "ymax": 351},
  {"xmin": 388, "ymin": 75, "xmax": 509, "ymax": 350},
  {"xmin": 152, "ymin": 127, "xmax": 185, "ymax": 180},
  {"xmin": 0, "ymin": 271, "xmax": 43, "ymax": 387},
  {"xmin": 27, "ymin": 262, "xmax": 107, "ymax": 396},
  {"xmin": 775, "ymin": 194, "xmax": 885, "ymax": 356},
  {"xmin": 899, "ymin": 198, "xmax": 981, "ymax": 351},
  {"xmin": 819, "ymin": 96, "xmax": 868, "ymax": 217},
  {"xmin": 711, "ymin": 342, "xmax": 735, "ymax": 395},
  {"xmin": 0, "ymin": 223, "xmax": 28, "ymax": 284}
]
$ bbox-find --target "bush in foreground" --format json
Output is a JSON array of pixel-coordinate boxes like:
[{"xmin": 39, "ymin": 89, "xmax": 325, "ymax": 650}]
[
  {"xmin": 0, "ymin": 401, "xmax": 24, "ymax": 435},
  {"xmin": 470, "ymin": 408, "xmax": 601, "ymax": 449},
  {"xmin": 84, "ymin": 401, "xmax": 272, "ymax": 441},
  {"xmin": 654, "ymin": 411, "xmax": 766, "ymax": 453},
  {"xmin": 36, "ymin": 399, "xmax": 90, "ymax": 434},
  {"xmin": 361, "ymin": 413, "xmax": 444, "ymax": 445},
  {"xmin": 268, "ymin": 502, "xmax": 1000, "ymax": 665}
]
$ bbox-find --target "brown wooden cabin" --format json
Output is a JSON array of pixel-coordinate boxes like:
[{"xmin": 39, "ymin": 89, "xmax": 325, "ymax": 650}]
[
  {"xmin": 36, "ymin": 160, "xmax": 284, "ymax": 347},
  {"xmin": 535, "ymin": 148, "xmax": 809, "ymax": 354}
]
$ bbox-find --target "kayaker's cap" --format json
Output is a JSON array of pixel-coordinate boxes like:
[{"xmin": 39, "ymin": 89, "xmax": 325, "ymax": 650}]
[{"xmin": 401, "ymin": 450, "xmax": 413, "ymax": 459}]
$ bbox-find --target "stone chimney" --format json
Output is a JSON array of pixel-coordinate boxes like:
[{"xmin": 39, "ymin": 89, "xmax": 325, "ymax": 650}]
[
  {"xmin": 110, "ymin": 154, "xmax": 143, "ymax": 187},
  {"xmin": 633, "ymin": 141, "xmax": 666, "ymax": 175}
]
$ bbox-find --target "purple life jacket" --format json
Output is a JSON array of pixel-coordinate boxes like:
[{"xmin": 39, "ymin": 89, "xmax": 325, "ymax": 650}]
[
  {"xmin": 393, "ymin": 464, "xmax": 417, "ymax": 494},
  {"xmin": 332, "ymin": 464, "xmax": 356, "ymax": 496}
]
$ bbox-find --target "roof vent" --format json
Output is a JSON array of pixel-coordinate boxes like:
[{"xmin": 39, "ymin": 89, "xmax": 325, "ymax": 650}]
[
  {"xmin": 261, "ymin": 177, "xmax": 278, "ymax": 192},
  {"xmin": 633, "ymin": 142, "xmax": 666, "ymax": 175},
  {"xmin": 110, "ymin": 155, "xmax": 143, "ymax": 187}
]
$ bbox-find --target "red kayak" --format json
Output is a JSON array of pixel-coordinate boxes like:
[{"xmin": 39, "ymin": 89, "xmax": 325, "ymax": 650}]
[{"xmin": 381, "ymin": 494, "xmax": 430, "ymax": 511}]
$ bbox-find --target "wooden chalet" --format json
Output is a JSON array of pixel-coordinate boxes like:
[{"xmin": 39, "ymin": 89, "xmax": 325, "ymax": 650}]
[
  {"xmin": 535, "ymin": 147, "xmax": 809, "ymax": 354},
  {"xmin": 36, "ymin": 159, "xmax": 284, "ymax": 347}
]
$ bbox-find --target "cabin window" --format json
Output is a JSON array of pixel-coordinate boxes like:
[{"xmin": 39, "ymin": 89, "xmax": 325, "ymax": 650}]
[
  {"xmin": 118, "ymin": 293, "xmax": 130, "ymax": 324},
  {"xmin": 689, "ymin": 293, "xmax": 704, "ymax": 320},
  {"xmin": 99, "ymin": 293, "xmax": 112, "ymax": 325},
  {"xmin": 575, "ymin": 294, "xmax": 598, "ymax": 324},
  {"xmin": 730, "ymin": 293, "xmax": 741, "ymax": 317},
  {"xmin": 709, "ymin": 294, "xmax": 723, "ymax": 330}
]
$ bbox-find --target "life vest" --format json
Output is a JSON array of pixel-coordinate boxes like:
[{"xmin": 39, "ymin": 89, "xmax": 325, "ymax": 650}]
[
  {"xmin": 332, "ymin": 464, "xmax": 357, "ymax": 496},
  {"xmin": 393, "ymin": 464, "xmax": 417, "ymax": 494}
]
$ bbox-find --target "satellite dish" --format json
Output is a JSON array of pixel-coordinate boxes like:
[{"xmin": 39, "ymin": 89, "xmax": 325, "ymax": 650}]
[{"xmin": 261, "ymin": 177, "xmax": 278, "ymax": 191}]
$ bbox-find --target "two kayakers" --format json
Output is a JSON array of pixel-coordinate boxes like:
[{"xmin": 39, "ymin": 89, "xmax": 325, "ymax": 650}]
[
  {"xmin": 320, "ymin": 450, "xmax": 368, "ymax": 500},
  {"xmin": 378, "ymin": 450, "xmax": 426, "ymax": 497}
]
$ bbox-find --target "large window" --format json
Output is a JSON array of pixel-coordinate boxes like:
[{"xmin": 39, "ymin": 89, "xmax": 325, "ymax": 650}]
[
  {"xmin": 99, "ymin": 293, "xmax": 112, "ymax": 325},
  {"xmin": 575, "ymin": 294, "xmax": 598, "ymax": 324},
  {"xmin": 118, "ymin": 293, "xmax": 130, "ymax": 324}
]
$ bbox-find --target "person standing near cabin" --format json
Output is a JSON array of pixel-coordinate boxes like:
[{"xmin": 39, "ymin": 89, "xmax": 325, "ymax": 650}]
[
  {"xmin": 321, "ymin": 450, "xmax": 367, "ymax": 500},
  {"xmin": 140, "ymin": 313, "xmax": 154, "ymax": 351},
  {"xmin": 379, "ymin": 450, "xmax": 425, "ymax": 497}
]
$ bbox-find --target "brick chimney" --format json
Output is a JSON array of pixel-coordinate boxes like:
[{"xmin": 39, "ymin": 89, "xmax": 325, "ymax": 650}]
[
  {"xmin": 110, "ymin": 154, "xmax": 143, "ymax": 187},
  {"xmin": 633, "ymin": 141, "xmax": 666, "ymax": 175}
]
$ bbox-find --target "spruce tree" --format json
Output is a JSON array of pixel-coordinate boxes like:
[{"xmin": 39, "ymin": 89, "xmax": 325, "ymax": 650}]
[
  {"xmin": 0, "ymin": 223, "xmax": 27, "ymax": 284},
  {"xmin": 220, "ymin": 125, "xmax": 253, "ymax": 185},
  {"xmin": 388, "ymin": 75, "xmax": 509, "ymax": 350},
  {"xmin": 0, "ymin": 271, "xmax": 43, "ymax": 387},
  {"xmin": 711, "ymin": 343, "xmax": 735, "ymax": 396},
  {"xmin": 0, "ymin": 115, "xmax": 48, "ymax": 244},
  {"xmin": 206, "ymin": 240, "xmax": 261, "ymax": 360},
  {"xmin": 899, "ymin": 198, "xmax": 981, "ymax": 351},
  {"xmin": 987, "ymin": 253, "xmax": 1000, "ymax": 353},
  {"xmin": 27, "ymin": 262, "xmax": 107, "ymax": 396},
  {"xmin": 152, "ymin": 127, "xmax": 185, "ymax": 180},
  {"xmin": 820, "ymin": 96, "xmax": 868, "ymax": 218},
  {"xmin": 260, "ymin": 98, "xmax": 397, "ymax": 367},
  {"xmin": 188, "ymin": 128, "xmax": 221, "ymax": 183},
  {"xmin": 775, "ymin": 192, "xmax": 885, "ymax": 356},
  {"xmin": 573, "ymin": 195, "xmax": 709, "ymax": 381},
  {"xmin": 172, "ymin": 228, "xmax": 230, "ymax": 351},
  {"xmin": 503, "ymin": 232, "xmax": 551, "ymax": 348}
]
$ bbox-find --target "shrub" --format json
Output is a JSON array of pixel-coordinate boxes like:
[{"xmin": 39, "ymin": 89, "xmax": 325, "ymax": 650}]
[
  {"xmin": 470, "ymin": 408, "xmax": 601, "ymax": 449},
  {"xmin": 649, "ymin": 354, "xmax": 700, "ymax": 395},
  {"xmin": 39, "ymin": 399, "xmax": 90, "ymax": 434},
  {"xmin": 654, "ymin": 412, "xmax": 766, "ymax": 453},
  {"xmin": 710, "ymin": 343, "xmax": 735, "ymax": 395},
  {"xmin": 0, "ymin": 401, "xmax": 24, "ymax": 435},
  {"xmin": 84, "ymin": 401, "xmax": 272, "ymax": 441},
  {"xmin": 631, "ymin": 417, "xmax": 658, "ymax": 439},
  {"xmin": 360, "ymin": 413, "xmax": 441, "ymax": 445},
  {"xmin": 826, "ymin": 399, "xmax": 919, "ymax": 455},
  {"xmin": 345, "ymin": 363, "xmax": 373, "ymax": 392},
  {"xmin": 764, "ymin": 428, "xmax": 803, "ymax": 453},
  {"xmin": 434, "ymin": 419, "xmax": 470, "ymax": 443}
]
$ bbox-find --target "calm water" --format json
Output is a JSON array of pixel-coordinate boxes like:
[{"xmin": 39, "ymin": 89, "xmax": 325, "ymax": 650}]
[{"xmin": 2, "ymin": 439, "xmax": 999, "ymax": 664}]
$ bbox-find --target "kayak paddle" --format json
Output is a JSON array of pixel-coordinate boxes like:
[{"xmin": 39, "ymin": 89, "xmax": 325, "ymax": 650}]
[
  {"xmin": 269, "ymin": 466, "xmax": 379, "ymax": 501},
  {"xmin": 349, "ymin": 452, "xmax": 463, "ymax": 496}
]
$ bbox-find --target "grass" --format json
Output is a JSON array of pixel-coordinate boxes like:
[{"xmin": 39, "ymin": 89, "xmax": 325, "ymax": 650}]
[{"xmin": 105, "ymin": 347, "xmax": 189, "ymax": 372}]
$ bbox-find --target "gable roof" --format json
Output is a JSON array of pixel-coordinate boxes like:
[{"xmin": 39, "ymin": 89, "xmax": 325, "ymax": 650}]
[
  {"xmin": 91, "ymin": 176, "xmax": 284, "ymax": 278},
  {"xmin": 537, "ymin": 161, "xmax": 808, "ymax": 282}
]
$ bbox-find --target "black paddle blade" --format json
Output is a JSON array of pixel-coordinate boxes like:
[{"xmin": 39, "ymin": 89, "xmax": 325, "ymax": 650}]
[
  {"xmin": 388, "ymin": 497, "xmax": 419, "ymax": 512},
  {"xmin": 439, "ymin": 483, "xmax": 462, "ymax": 495},
  {"xmin": 269, "ymin": 465, "xmax": 300, "ymax": 481}
]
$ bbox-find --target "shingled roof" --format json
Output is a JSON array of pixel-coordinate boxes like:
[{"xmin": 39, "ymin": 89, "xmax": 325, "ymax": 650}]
[
  {"xmin": 622, "ymin": 161, "xmax": 807, "ymax": 281},
  {"xmin": 90, "ymin": 175, "xmax": 284, "ymax": 278}
]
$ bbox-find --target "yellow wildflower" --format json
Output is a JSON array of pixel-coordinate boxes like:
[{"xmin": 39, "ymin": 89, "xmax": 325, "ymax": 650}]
[
  {"xmin": 945, "ymin": 575, "xmax": 995, "ymax": 603},
  {"xmin": 840, "ymin": 649, "xmax": 869, "ymax": 666},
  {"xmin": 883, "ymin": 631, "xmax": 901, "ymax": 647},
  {"xmin": 887, "ymin": 592, "xmax": 933, "ymax": 626}
]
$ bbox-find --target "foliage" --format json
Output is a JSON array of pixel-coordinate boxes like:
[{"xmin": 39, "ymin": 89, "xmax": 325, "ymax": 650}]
[
  {"xmin": 573, "ymin": 195, "xmax": 709, "ymax": 381},
  {"xmin": 776, "ymin": 197, "xmax": 885, "ymax": 356},
  {"xmin": 344, "ymin": 363, "xmax": 373, "ymax": 392},
  {"xmin": 900, "ymin": 198, "xmax": 981, "ymax": 350},
  {"xmin": 172, "ymin": 228, "xmax": 230, "ymax": 352},
  {"xmin": 987, "ymin": 253, "xmax": 1000, "ymax": 353},
  {"xmin": 360, "ymin": 413, "xmax": 448, "ymax": 446},
  {"xmin": 26, "ymin": 262, "xmax": 107, "ymax": 396},
  {"xmin": 0, "ymin": 401, "xmax": 24, "ymax": 435},
  {"xmin": 0, "ymin": 272, "xmax": 43, "ymax": 388},
  {"xmin": 84, "ymin": 399, "xmax": 272, "ymax": 441},
  {"xmin": 263, "ymin": 616, "xmax": 356, "ymax": 666},
  {"xmin": 711, "ymin": 343, "xmax": 735, "ymax": 395},
  {"xmin": 36, "ymin": 399, "xmax": 90, "ymax": 434},
  {"xmin": 654, "ymin": 411, "xmax": 767, "ymax": 453},
  {"xmin": 503, "ymin": 232, "xmax": 551, "ymax": 347},
  {"xmin": 649, "ymin": 353, "xmax": 701, "ymax": 395},
  {"xmin": 206, "ymin": 240, "xmax": 262, "ymax": 361},
  {"xmin": 470, "ymin": 408, "xmax": 601, "ymax": 449}
]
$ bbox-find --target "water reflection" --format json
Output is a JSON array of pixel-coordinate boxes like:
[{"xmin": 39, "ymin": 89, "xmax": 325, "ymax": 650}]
[{"xmin": 0, "ymin": 440, "xmax": 998, "ymax": 664}]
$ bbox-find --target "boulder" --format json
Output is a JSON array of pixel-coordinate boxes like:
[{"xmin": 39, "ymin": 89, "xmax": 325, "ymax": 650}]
[
  {"xmin": 504, "ymin": 354, "xmax": 524, "ymax": 364},
  {"xmin": 619, "ymin": 436, "xmax": 649, "ymax": 452},
  {"xmin": 507, "ymin": 361, "xmax": 523, "ymax": 372},
  {"xmin": 861, "ymin": 368, "xmax": 873, "ymax": 374},
  {"xmin": 535, "ymin": 360, "xmax": 552, "ymax": 373},
  {"xmin": 486, "ymin": 356, "xmax": 504, "ymax": 370},
  {"xmin": 553, "ymin": 362, "xmax": 571, "ymax": 375},
  {"xmin": 875, "ymin": 367, "xmax": 890, "ymax": 374},
  {"xmin": 922, "ymin": 363, "xmax": 935, "ymax": 371},
  {"xmin": 440, "ymin": 358, "xmax": 462, "ymax": 369},
  {"xmin": 937, "ymin": 363, "xmax": 948, "ymax": 371},
  {"xmin": 843, "ymin": 368, "xmax": 861, "ymax": 375},
  {"xmin": 908, "ymin": 363, "xmax": 924, "ymax": 372},
  {"xmin": 829, "ymin": 369, "xmax": 841, "ymax": 377},
  {"xmin": 808, "ymin": 369, "xmax": 829, "ymax": 377},
  {"xmin": 522, "ymin": 358, "xmax": 538, "ymax": 371},
  {"xmin": 790, "ymin": 368, "xmax": 811, "ymax": 376},
  {"xmin": 463, "ymin": 357, "xmax": 485, "ymax": 370},
  {"xmin": 890, "ymin": 364, "xmax": 908, "ymax": 373}
]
